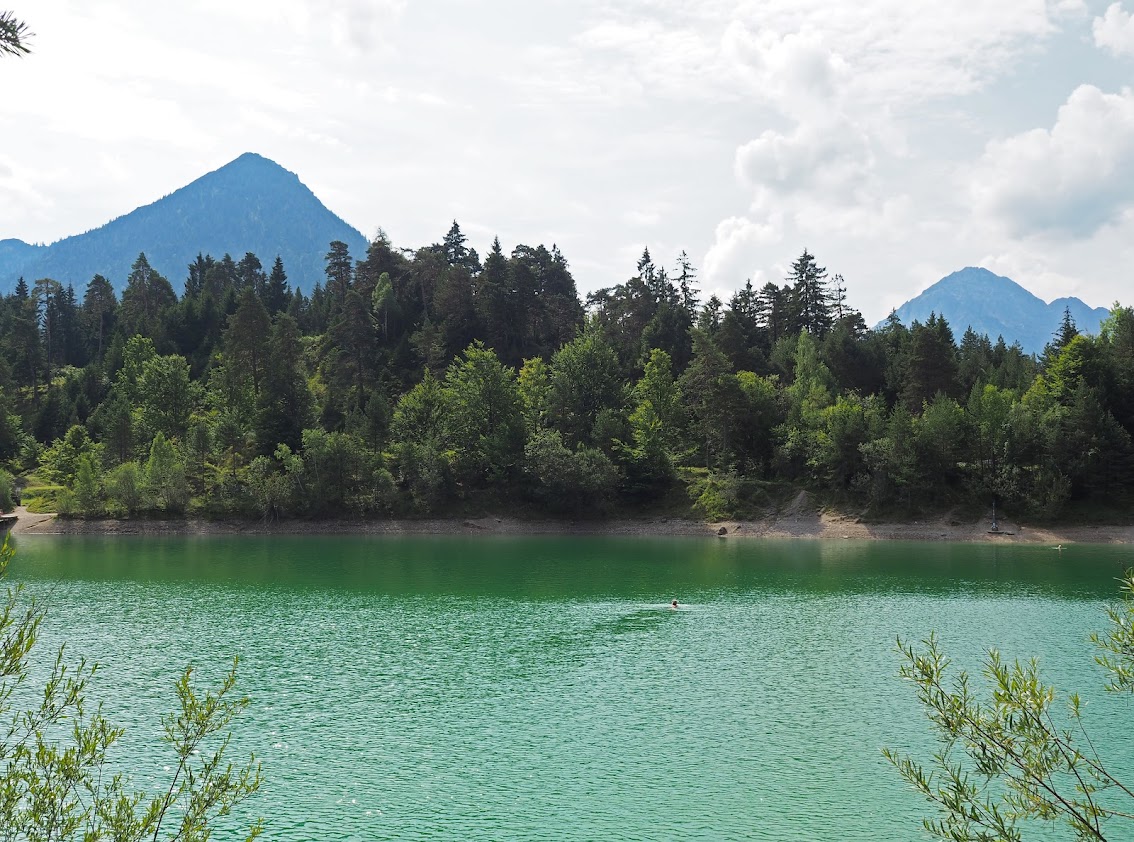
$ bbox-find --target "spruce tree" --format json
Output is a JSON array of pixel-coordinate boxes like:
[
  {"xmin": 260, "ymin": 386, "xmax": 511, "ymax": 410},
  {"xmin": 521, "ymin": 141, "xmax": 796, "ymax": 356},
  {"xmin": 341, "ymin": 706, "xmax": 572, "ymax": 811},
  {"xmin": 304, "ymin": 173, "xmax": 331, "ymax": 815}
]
[
  {"xmin": 264, "ymin": 256, "xmax": 290, "ymax": 315},
  {"xmin": 786, "ymin": 249, "xmax": 833, "ymax": 337}
]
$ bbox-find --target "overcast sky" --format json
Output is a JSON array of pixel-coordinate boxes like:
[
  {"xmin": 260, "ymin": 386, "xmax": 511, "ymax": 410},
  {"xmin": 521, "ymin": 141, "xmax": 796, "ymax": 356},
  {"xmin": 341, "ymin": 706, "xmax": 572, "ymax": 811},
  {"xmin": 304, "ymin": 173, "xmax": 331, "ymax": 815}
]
[{"xmin": 3, "ymin": 0, "xmax": 1134, "ymax": 323}]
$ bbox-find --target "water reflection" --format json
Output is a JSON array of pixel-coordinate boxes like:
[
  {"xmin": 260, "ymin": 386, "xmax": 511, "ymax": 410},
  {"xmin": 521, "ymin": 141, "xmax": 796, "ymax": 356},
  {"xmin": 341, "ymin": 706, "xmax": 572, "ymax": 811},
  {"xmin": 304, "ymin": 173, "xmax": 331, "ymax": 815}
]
[{"xmin": 8, "ymin": 533, "xmax": 1130, "ymax": 602}]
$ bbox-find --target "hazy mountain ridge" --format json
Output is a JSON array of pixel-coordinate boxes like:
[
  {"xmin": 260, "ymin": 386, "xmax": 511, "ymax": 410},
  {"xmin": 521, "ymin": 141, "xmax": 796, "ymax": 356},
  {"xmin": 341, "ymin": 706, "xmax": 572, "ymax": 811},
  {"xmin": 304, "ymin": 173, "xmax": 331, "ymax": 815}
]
[
  {"xmin": 886, "ymin": 267, "xmax": 1110, "ymax": 354},
  {"xmin": 0, "ymin": 238, "xmax": 45, "ymax": 278},
  {"xmin": 0, "ymin": 153, "xmax": 369, "ymax": 294}
]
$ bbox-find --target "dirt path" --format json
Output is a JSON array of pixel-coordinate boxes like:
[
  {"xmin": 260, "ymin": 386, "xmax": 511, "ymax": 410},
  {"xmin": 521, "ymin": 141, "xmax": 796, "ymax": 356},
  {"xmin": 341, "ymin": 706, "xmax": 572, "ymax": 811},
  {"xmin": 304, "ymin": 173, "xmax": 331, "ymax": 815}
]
[{"xmin": 7, "ymin": 506, "xmax": 58, "ymax": 535}]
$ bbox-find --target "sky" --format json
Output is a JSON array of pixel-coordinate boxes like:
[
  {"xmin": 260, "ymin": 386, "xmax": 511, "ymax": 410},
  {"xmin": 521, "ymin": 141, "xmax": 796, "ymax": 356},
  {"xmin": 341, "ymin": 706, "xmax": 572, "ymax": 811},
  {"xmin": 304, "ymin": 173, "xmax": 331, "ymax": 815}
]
[{"xmin": 3, "ymin": 0, "xmax": 1134, "ymax": 324}]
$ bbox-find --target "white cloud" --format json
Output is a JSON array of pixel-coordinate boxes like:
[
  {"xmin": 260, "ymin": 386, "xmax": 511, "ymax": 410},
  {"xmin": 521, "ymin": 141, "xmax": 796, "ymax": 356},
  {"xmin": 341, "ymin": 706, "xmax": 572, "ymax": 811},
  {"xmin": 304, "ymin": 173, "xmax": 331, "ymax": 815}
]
[
  {"xmin": 701, "ymin": 215, "xmax": 783, "ymax": 288},
  {"xmin": 721, "ymin": 24, "xmax": 849, "ymax": 115},
  {"xmin": 1093, "ymin": 3, "xmax": 1134, "ymax": 56},
  {"xmin": 970, "ymin": 85, "xmax": 1134, "ymax": 238},
  {"xmin": 735, "ymin": 117, "xmax": 874, "ymax": 199},
  {"xmin": 5, "ymin": 0, "xmax": 1134, "ymax": 324}
]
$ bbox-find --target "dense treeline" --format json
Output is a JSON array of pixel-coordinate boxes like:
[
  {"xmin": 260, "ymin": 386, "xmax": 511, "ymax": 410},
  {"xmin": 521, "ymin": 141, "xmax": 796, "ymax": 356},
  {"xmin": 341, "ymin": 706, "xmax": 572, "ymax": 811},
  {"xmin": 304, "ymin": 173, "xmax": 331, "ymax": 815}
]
[{"xmin": 1, "ymin": 221, "xmax": 1132, "ymax": 522}]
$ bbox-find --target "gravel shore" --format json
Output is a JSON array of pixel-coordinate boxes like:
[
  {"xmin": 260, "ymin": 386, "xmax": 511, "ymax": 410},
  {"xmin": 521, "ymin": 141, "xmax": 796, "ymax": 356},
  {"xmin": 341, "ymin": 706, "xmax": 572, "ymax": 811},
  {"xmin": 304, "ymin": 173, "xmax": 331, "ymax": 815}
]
[{"xmin": 9, "ymin": 501, "xmax": 1133, "ymax": 545}]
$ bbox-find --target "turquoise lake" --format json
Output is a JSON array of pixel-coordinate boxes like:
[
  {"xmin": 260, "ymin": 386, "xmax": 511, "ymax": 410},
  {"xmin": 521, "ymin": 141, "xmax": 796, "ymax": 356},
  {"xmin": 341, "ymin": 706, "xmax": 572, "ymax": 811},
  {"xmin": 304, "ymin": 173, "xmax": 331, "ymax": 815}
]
[{"xmin": 7, "ymin": 535, "xmax": 1134, "ymax": 840}]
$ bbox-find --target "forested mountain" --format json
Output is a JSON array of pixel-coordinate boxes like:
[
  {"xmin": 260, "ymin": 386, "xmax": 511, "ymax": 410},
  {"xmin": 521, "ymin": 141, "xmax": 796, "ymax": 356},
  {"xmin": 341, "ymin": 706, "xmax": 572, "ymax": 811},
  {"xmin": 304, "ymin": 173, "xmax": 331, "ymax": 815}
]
[
  {"xmin": 0, "ymin": 153, "xmax": 367, "ymax": 295},
  {"xmin": 888, "ymin": 267, "xmax": 1109, "ymax": 354},
  {"xmin": 0, "ymin": 238, "xmax": 44, "ymax": 274},
  {"xmin": 0, "ymin": 231, "xmax": 1132, "ymax": 525}
]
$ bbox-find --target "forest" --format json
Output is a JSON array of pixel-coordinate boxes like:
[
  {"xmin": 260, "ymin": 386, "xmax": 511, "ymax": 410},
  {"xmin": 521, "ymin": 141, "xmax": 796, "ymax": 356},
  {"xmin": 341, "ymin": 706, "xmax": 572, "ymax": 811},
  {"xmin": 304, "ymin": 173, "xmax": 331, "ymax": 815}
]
[{"xmin": 0, "ymin": 222, "xmax": 1132, "ymax": 523}]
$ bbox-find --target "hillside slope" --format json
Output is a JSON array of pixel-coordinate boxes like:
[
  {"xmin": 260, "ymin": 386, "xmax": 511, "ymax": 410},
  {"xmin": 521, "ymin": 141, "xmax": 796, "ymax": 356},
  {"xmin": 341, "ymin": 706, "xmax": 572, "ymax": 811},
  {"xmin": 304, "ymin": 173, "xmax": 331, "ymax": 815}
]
[
  {"xmin": 0, "ymin": 153, "xmax": 369, "ymax": 294},
  {"xmin": 886, "ymin": 267, "xmax": 1109, "ymax": 354}
]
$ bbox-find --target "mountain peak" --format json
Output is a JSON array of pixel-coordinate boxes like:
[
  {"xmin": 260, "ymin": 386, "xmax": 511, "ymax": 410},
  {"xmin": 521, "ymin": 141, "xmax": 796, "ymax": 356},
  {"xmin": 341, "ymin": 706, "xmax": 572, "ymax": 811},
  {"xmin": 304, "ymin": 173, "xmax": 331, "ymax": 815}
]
[
  {"xmin": 0, "ymin": 155, "xmax": 367, "ymax": 294},
  {"xmin": 886, "ymin": 267, "xmax": 1108, "ymax": 353},
  {"xmin": 216, "ymin": 151, "xmax": 296, "ymax": 177}
]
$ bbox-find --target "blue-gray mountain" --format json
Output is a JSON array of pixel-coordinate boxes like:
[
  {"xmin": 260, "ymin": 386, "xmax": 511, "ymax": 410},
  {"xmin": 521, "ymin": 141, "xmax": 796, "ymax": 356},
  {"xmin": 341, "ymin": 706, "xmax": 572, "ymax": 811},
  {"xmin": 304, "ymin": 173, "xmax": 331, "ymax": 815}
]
[
  {"xmin": 0, "ymin": 152, "xmax": 368, "ymax": 295},
  {"xmin": 884, "ymin": 267, "xmax": 1111, "ymax": 355}
]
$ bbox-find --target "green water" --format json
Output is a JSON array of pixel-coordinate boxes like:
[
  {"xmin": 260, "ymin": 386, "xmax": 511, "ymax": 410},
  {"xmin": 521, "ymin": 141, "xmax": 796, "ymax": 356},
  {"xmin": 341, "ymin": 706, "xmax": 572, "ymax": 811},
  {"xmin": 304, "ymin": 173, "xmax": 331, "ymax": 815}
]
[{"xmin": 7, "ymin": 535, "xmax": 1134, "ymax": 840}]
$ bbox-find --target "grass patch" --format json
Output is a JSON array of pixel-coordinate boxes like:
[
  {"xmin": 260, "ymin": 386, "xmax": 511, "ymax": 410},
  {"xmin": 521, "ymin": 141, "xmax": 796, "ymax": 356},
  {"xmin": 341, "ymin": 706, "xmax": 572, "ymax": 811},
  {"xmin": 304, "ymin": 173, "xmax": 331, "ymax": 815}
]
[{"xmin": 22, "ymin": 481, "xmax": 64, "ymax": 513}]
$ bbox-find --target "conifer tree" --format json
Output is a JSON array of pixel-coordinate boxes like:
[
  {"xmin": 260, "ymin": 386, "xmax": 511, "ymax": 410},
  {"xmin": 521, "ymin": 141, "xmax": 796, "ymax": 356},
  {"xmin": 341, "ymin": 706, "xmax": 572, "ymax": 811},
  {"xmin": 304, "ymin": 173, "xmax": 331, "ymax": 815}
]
[
  {"xmin": 324, "ymin": 240, "xmax": 354, "ymax": 310},
  {"xmin": 0, "ymin": 10, "xmax": 31, "ymax": 55},
  {"xmin": 265, "ymin": 255, "xmax": 290, "ymax": 315},
  {"xmin": 82, "ymin": 274, "xmax": 117, "ymax": 359},
  {"xmin": 786, "ymin": 249, "xmax": 832, "ymax": 337},
  {"xmin": 675, "ymin": 251, "xmax": 699, "ymax": 315},
  {"xmin": 1056, "ymin": 305, "xmax": 1079, "ymax": 348},
  {"xmin": 120, "ymin": 253, "xmax": 176, "ymax": 348}
]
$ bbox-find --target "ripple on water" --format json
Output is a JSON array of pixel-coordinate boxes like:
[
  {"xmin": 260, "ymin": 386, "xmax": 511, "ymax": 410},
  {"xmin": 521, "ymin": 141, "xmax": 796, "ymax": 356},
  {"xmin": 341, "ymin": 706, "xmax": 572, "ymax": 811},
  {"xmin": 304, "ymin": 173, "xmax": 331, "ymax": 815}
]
[{"xmin": 9, "ymin": 535, "xmax": 1131, "ymax": 840}]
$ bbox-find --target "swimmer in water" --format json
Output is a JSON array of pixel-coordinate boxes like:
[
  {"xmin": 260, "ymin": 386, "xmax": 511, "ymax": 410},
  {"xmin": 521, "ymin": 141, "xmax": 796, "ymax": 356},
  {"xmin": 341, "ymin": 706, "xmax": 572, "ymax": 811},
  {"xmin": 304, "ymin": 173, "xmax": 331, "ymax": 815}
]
[{"xmin": 670, "ymin": 599, "xmax": 679, "ymax": 609}]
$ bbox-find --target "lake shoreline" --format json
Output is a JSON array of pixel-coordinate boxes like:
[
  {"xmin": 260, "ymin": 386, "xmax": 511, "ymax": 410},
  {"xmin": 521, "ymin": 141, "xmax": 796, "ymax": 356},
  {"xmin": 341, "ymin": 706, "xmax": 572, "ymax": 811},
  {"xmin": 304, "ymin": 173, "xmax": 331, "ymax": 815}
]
[{"xmin": 9, "ymin": 505, "xmax": 1133, "ymax": 544}]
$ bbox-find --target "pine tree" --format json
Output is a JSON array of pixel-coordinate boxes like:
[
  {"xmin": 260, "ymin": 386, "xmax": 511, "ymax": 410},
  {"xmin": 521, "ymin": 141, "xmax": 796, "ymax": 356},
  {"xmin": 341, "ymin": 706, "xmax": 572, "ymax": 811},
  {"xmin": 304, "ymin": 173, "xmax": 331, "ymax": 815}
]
[
  {"xmin": 830, "ymin": 273, "xmax": 847, "ymax": 321},
  {"xmin": 901, "ymin": 313, "xmax": 960, "ymax": 411},
  {"xmin": 224, "ymin": 290, "xmax": 272, "ymax": 395},
  {"xmin": 1056, "ymin": 306, "xmax": 1079, "ymax": 348},
  {"xmin": 264, "ymin": 256, "xmax": 290, "ymax": 315},
  {"xmin": 755, "ymin": 283, "xmax": 789, "ymax": 346},
  {"xmin": 474, "ymin": 238, "xmax": 512, "ymax": 361},
  {"xmin": 675, "ymin": 251, "xmax": 699, "ymax": 315},
  {"xmin": 256, "ymin": 315, "xmax": 311, "ymax": 454},
  {"xmin": 120, "ymin": 253, "xmax": 177, "ymax": 347},
  {"xmin": 441, "ymin": 220, "xmax": 480, "ymax": 272},
  {"xmin": 33, "ymin": 277, "xmax": 62, "ymax": 367},
  {"xmin": 82, "ymin": 275, "xmax": 117, "ymax": 360},
  {"xmin": 235, "ymin": 252, "xmax": 266, "ymax": 296},
  {"xmin": 786, "ymin": 249, "xmax": 832, "ymax": 337},
  {"xmin": 324, "ymin": 241, "xmax": 354, "ymax": 310},
  {"xmin": 0, "ymin": 10, "xmax": 31, "ymax": 56},
  {"xmin": 184, "ymin": 253, "xmax": 214, "ymax": 299}
]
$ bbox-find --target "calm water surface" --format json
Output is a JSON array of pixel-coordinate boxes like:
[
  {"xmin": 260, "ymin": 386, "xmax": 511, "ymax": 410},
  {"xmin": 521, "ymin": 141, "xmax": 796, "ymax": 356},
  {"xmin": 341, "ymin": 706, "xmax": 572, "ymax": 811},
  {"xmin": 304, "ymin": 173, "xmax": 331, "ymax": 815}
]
[{"xmin": 8, "ymin": 535, "xmax": 1134, "ymax": 841}]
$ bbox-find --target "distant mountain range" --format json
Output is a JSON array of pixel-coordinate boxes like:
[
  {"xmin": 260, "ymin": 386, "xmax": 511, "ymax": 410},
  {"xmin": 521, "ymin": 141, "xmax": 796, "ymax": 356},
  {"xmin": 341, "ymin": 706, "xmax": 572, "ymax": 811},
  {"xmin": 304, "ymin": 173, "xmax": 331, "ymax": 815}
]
[
  {"xmin": 0, "ymin": 152, "xmax": 368, "ymax": 295},
  {"xmin": 885, "ymin": 267, "xmax": 1111, "ymax": 355}
]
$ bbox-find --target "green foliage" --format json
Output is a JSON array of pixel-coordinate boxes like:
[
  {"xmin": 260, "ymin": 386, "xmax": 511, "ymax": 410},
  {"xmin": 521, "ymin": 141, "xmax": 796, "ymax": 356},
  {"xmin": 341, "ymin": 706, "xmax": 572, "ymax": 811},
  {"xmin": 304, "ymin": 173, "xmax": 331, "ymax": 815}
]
[
  {"xmin": 859, "ymin": 404, "xmax": 917, "ymax": 507},
  {"xmin": 0, "ymin": 469, "xmax": 13, "ymax": 512},
  {"xmin": 518, "ymin": 357, "xmax": 552, "ymax": 433},
  {"xmin": 394, "ymin": 441, "xmax": 455, "ymax": 513},
  {"xmin": 73, "ymin": 451, "xmax": 102, "ymax": 512},
  {"xmin": 40, "ymin": 424, "xmax": 102, "ymax": 486},
  {"xmin": 246, "ymin": 444, "xmax": 304, "ymax": 520},
  {"xmin": 391, "ymin": 370, "xmax": 450, "ymax": 447},
  {"xmin": 0, "ymin": 10, "xmax": 32, "ymax": 56},
  {"xmin": 523, "ymin": 430, "xmax": 620, "ymax": 514},
  {"xmin": 21, "ymin": 478, "xmax": 64, "ymax": 513},
  {"xmin": 137, "ymin": 353, "xmax": 197, "ymax": 442},
  {"xmin": 6, "ymin": 230, "xmax": 1132, "ymax": 524},
  {"xmin": 810, "ymin": 393, "xmax": 882, "ymax": 490},
  {"xmin": 686, "ymin": 468, "xmax": 743, "ymax": 521},
  {"xmin": 680, "ymin": 329, "xmax": 743, "ymax": 469},
  {"xmin": 683, "ymin": 467, "xmax": 771, "ymax": 521},
  {"xmin": 900, "ymin": 314, "xmax": 960, "ymax": 411},
  {"xmin": 886, "ymin": 572, "xmax": 1134, "ymax": 841},
  {"xmin": 549, "ymin": 328, "xmax": 625, "ymax": 448},
  {"xmin": 300, "ymin": 428, "xmax": 391, "ymax": 515},
  {"xmin": 731, "ymin": 371, "xmax": 784, "ymax": 474},
  {"xmin": 143, "ymin": 432, "xmax": 189, "ymax": 513},
  {"xmin": 0, "ymin": 538, "xmax": 262, "ymax": 839},
  {"xmin": 105, "ymin": 462, "xmax": 142, "ymax": 516},
  {"xmin": 444, "ymin": 341, "xmax": 525, "ymax": 487}
]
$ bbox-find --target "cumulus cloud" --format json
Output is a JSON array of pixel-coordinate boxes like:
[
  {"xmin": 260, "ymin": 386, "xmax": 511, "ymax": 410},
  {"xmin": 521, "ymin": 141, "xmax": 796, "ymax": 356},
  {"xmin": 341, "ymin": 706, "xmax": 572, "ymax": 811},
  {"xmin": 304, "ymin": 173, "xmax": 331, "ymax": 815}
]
[
  {"xmin": 970, "ymin": 85, "xmax": 1134, "ymax": 238},
  {"xmin": 722, "ymin": 24, "xmax": 848, "ymax": 114},
  {"xmin": 1093, "ymin": 3, "xmax": 1134, "ymax": 56},
  {"xmin": 701, "ymin": 215, "xmax": 783, "ymax": 288},
  {"xmin": 735, "ymin": 117, "xmax": 874, "ymax": 199}
]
